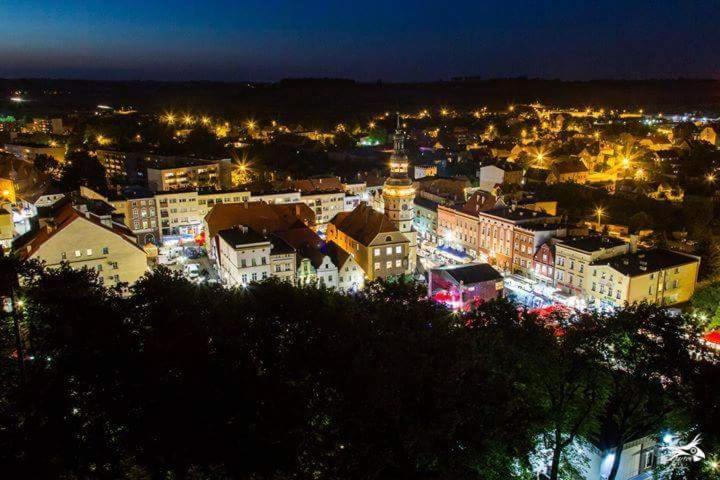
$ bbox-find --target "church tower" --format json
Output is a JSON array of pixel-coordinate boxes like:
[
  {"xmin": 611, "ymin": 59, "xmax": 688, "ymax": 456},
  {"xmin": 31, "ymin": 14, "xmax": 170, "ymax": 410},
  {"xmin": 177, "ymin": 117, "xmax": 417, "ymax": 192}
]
[{"xmin": 383, "ymin": 114, "xmax": 417, "ymax": 273}]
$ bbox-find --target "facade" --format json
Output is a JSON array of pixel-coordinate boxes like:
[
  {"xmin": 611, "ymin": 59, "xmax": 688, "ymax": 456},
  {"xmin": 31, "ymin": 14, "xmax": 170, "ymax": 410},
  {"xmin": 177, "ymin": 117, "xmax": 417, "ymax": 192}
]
[
  {"xmin": 216, "ymin": 226, "xmax": 272, "ymax": 287},
  {"xmin": 413, "ymin": 197, "xmax": 439, "ymax": 243},
  {"xmin": 428, "ymin": 263, "xmax": 504, "ymax": 310},
  {"xmin": 155, "ymin": 190, "xmax": 204, "ymax": 243},
  {"xmin": 382, "ymin": 117, "xmax": 417, "ymax": 273},
  {"xmin": 300, "ymin": 190, "xmax": 345, "ymax": 225},
  {"xmin": 512, "ymin": 223, "xmax": 566, "ymax": 276},
  {"xmin": 477, "ymin": 206, "xmax": 557, "ymax": 270},
  {"xmin": 553, "ymin": 235, "xmax": 630, "ymax": 298},
  {"xmin": 327, "ymin": 202, "xmax": 410, "ymax": 281},
  {"xmin": 146, "ymin": 158, "xmax": 225, "ymax": 191},
  {"xmin": 16, "ymin": 204, "xmax": 148, "ymax": 287},
  {"xmin": 326, "ymin": 242, "xmax": 365, "ymax": 292},
  {"xmin": 437, "ymin": 204, "xmax": 479, "ymax": 257},
  {"xmin": 586, "ymin": 249, "xmax": 700, "ymax": 308},
  {"xmin": 532, "ymin": 241, "xmax": 556, "ymax": 286}
]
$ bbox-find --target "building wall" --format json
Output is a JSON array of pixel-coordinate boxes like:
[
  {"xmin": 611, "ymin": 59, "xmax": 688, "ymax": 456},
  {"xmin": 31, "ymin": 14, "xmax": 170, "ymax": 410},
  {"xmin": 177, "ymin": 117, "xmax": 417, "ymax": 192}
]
[
  {"xmin": 337, "ymin": 256, "xmax": 365, "ymax": 292},
  {"xmin": 437, "ymin": 206, "xmax": 477, "ymax": 255},
  {"xmin": 155, "ymin": 191, "xmax": 204, "ymax": 242},
  {"xmin": 301, "ymin": 192, "xmax": 345, "ymax": 225},
  {"xmin": 147, "ymin": 163, "xmax": 221, "ymax": 191},
  {"xmin": 30, "ymin": 219, "xmax": 148, "ymax": 287},
  {"xmin": 555, "ymin": 243, "xmax": 629, "ymax": 297},
  {"xmin": 414, "ymin": 204, "xmax": 438, "ymax": 242},
  {"xmin": 478, "ymin": 215, "xmax": 515, "ymax": 270},
  {"xmin": 217, "ymin": 237, "xmax": 272, "ymax": 287}
]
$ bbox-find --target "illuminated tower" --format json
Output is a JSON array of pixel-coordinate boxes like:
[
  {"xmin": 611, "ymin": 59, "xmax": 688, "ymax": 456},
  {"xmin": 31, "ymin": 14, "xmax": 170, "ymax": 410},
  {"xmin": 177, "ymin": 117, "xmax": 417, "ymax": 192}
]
[{"xmin": 383, "ymin": 114, "xmax": 417, "ymax": 273}]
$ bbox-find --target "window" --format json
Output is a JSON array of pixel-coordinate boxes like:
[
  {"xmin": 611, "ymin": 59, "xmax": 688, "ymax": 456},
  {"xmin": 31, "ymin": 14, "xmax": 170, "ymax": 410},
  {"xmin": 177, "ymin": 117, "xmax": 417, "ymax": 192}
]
[
  {"xmin": 374, "ymin": 248, "xmax": 380, "ymax": 257},
  {"xmin": 569, "ymin": 260, "xmax": 574, "ymax": 270},
  {"xmin": 61, "ymin": 252, "xmax": 67, "ymax": 260},
  {"xmin": 251, "ymin": 272, "xmax": 258, "ymax": 281},
  {"xmin": 241, "ymin": 274, "xmax": 247, "ymax": 283},
  {"xmin": 648, "ymin": 286, "xmax": 653, "ymax": 294},
  {"xmin": 96, "ymin": 264, "xmax": 103, "ymax": 272},
  {"xmin": 395, "ymin": 245, "xmax": 402, "ymax": 254},
  {"xmin": 673, "ymin": 279, "xmax": 679, "ymax": 289},
  {"xmin": 386, "ymin": 261, "xmax": 392, "ymax": 269},
  {"xmin": 86, "ymin": 249, "xmax": 93, "ymax": 256},
  {"xmin": 261, "ymin": 272, "xmax": 267, "ymax": 279},
  {"xmin": 616, "ymin": 290, "xmax": 621, "ymax": 300},
  {"xmin": 102, "ymin": 247, "xmax": 109, "ymax": 254},
  {"xmin": 395, "ymin": 259, "xmax": 401, "ymax": 268},
  {"xmin": 592, "ymin": 282, "xmax": 596, "ymax": 291},
  {"xmin": 374, "ymin": 262, "xmax": 381, "ymax": 270},
  {"xmin": 579, "ymin": 264, "xmax": 584, "ymax": 273},
  {"xmin": 251, "ymin": 258, "xmax": 257, "ymax": 267},
  {"xmin": 110, "ymin": 262, "xmax": 119, "ymax": 270},
  {"xmin": 386, "ymin": 246, "xmax": 393, "ymax": 255},
  {"xmin": 74, "ymin": 250, "xmax": 81, "ymax": 257},
  {"xmin": 241, "ymin": 259, "xmax": 247, "ymax": 268},
  {"xmin": 261, "ymin": 257, "xmax": 267, "ymax": 265}
]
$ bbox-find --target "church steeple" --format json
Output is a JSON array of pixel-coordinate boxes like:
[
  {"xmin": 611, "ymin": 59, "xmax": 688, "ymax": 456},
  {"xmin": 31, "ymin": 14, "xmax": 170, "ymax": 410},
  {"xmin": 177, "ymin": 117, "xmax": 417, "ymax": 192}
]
[
  {"xmin": 393, "ymin": 113, "xmax": 404, "ymax": 154},
  {"xmin": 389, "ymin": 113, "xmax": 409, "ymax": 178}
]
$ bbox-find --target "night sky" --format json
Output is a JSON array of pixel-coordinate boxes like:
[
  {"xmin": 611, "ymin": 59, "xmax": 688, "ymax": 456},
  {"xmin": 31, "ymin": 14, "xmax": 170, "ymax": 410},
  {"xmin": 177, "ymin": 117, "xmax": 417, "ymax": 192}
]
[{"xmin": 2, "ymin": 0, "xmax": 719, "ymax": 82}]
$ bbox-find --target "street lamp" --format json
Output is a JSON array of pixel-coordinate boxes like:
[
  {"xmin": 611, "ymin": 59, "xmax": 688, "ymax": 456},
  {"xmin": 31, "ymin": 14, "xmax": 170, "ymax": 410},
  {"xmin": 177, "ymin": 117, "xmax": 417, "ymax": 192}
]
[
  {"xmin": 707, "ymin": 173, "xmax": 716, "ymax": 183},
  {"xmin": 596, "ymin": 207, "xmax": 605, "ymax": 228}
]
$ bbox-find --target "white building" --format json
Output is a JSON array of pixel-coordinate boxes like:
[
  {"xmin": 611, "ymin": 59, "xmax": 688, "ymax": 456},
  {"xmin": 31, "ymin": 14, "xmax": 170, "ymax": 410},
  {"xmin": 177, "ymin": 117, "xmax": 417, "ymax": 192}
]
[{"xmin": 216, "ymin": 226, "xmax": 272, "ymax": 287}]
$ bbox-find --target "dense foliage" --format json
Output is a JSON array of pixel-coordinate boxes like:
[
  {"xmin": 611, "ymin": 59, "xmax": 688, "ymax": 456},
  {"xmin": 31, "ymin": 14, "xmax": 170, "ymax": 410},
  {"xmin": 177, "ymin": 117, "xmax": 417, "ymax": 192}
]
[{"xmin": 1, "ymin": 264, "xmax": 718, "ymax": 480}]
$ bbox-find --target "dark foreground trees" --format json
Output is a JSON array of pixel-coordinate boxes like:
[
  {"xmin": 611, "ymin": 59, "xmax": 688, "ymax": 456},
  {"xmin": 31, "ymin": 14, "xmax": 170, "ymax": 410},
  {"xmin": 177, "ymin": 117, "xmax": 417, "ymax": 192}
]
[{"xmin": 0, "ymin": 265, "xmax": 716, "ymax": 479}]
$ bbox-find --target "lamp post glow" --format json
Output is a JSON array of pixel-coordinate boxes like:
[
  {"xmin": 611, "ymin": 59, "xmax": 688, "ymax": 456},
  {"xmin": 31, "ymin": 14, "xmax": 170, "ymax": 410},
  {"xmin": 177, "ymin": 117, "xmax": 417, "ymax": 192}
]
[{"xmin": 596, "ymin": 207, "xmax": 604, "ymax": 228}]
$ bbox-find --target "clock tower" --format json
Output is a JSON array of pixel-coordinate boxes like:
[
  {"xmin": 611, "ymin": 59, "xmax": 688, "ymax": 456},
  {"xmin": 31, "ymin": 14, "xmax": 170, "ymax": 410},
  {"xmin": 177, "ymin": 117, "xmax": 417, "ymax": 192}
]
[{"xmin": 383, "ymin": 115, "xmax": 417, "ymax": 274}]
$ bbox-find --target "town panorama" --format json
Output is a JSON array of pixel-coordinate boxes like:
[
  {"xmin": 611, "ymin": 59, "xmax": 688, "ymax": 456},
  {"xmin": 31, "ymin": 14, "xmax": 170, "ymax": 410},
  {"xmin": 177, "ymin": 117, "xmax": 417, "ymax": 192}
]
[{"xmin": 1, "ymin": 77, "xmax": 720, "ymax": 480}]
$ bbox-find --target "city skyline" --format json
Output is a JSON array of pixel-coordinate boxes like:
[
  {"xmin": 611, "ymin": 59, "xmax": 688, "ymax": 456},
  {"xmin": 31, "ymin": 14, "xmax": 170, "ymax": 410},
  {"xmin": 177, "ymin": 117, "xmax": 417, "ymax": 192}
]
[{"xmin": 2, "ymin": 0, "xmax": 720, "ymax": 82}]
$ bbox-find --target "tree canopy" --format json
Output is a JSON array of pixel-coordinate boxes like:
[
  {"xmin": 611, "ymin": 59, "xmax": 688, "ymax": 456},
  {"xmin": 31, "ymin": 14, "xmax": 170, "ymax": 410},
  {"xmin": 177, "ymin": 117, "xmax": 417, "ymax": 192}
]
[{"xmin": 0, "ymin": 263, "xmax": 715, "ymax": 479}]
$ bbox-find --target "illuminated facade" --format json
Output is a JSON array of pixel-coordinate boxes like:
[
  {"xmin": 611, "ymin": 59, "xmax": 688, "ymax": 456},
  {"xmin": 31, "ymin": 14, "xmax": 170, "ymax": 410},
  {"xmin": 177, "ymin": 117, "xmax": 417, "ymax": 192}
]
[{"xmin": 382, "ymin": 116, "xmax": 417, "ymax": 273}]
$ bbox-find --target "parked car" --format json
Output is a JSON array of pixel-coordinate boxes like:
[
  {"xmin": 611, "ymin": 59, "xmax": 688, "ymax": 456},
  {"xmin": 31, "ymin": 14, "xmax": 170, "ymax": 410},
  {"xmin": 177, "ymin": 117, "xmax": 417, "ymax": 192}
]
[{"xmin": 183, "ymin": 263, "xmax": 200, "ymax": 280}]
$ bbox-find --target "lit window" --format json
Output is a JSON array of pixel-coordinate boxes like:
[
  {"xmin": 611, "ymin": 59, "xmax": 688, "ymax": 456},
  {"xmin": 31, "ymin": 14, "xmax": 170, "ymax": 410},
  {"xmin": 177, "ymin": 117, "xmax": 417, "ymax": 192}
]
[
  {"xmin": 386, "ymin": 246, "xmax": 393, "ymax": 255},
  {"xmin": 374, "ymin": 248, "xmax": 380, "ymax": 257},
  {"xmin": 74, "ymin": 250, "xmax": 81, "ymax": 257},
  {"xmin": 86, "ymin": 249, "xmax": 92, "ymax": 256},
  {"xmin": 395, "ymin": 245, "xmax": 402, "ymax": 254},
  {"xmin": 386, "ymin": 261, "xmax": 392, "ymax": 269}
]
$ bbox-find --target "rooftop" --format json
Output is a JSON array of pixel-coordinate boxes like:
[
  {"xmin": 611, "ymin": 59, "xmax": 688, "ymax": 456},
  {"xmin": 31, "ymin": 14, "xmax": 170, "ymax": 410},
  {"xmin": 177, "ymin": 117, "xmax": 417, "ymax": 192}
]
[
  {"xmin": 433, "ymin": 263, "xmax": 503, "ymax": 285},
  {"xmin": 330, "ymin": 202, "xmax": 399, "ymax": 246},
  {"xmin": 593, "ymin": 249, "xmax": 699, "ymax": 277},
  {"xmin": 217, "ymin": 226, "xmax": 269, "ymax": 248},
  {"xmin": 480, "ymin": 206, "xmax": 553, "ymax": 222},
  {"xmin": 558, "ymin": 235, "xmax": 627, "ymax": 253}
]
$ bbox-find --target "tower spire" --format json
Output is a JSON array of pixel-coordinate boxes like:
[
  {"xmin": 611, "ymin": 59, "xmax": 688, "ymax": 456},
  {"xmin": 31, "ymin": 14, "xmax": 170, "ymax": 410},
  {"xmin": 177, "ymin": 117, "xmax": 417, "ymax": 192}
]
[{"xmin": 393, "ymin": 112, "xmax": 404, "ymax": 154}]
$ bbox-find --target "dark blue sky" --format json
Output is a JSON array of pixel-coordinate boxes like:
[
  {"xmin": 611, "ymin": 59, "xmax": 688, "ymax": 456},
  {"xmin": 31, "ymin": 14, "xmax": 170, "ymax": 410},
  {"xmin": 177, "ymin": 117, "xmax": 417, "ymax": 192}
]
[{"xmin": 2, "ymin": 0, "xmax": 719, "ymax": 81}]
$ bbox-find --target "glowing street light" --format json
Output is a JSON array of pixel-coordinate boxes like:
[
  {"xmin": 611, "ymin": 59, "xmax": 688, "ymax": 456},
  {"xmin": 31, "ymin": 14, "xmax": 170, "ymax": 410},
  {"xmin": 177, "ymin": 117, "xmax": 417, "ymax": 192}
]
[
  {"xmin": 368, "ymin": 121, "xmax": 376, "ymax": 129},
  {"xmin": 707, "ymin": 173, "xmax": 716, "ymax": 183},
  {"xmin": 201, "ymin": 116, "xmax": 210, "ymax": 125},
  {"xmin": 164, "ymin": 113, "xmax": 175, "ymax": 124},
  {"xmin": 182, "ymin": 114, "xmax": 193, "ymax": 125},
  {"xmin": 246, "ymin": 120, "xmax": 257, "ymax": 130},
  {"xmin": 596, "ymin": 207, "xmax": 605, "ymax": 227}
]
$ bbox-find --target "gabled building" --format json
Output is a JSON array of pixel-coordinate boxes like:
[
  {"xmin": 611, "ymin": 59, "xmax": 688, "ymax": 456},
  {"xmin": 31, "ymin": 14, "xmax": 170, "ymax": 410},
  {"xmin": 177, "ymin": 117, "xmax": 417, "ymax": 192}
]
[
  {"xmin": 16, "ymin": 203, "xmax": 148, "ymax": 287},
  {"xmin": 327, "ymin": 202, "xmax": 410, "ymax": 281}
]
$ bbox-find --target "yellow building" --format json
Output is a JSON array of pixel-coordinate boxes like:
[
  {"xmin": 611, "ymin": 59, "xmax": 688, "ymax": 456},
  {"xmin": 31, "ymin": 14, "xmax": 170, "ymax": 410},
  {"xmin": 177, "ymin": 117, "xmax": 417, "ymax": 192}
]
[
  {"xmin": 327, "ymin": 202, "xmax": 410, "ymax": 281},
  {"xmin": 586, "ymin": 249, "xmax": 700, "ymax": 308},
  {"xmin": 0, "ymin": 207, "xmax": 13, "ymax": 249},
  {"xmin": 17, "ymin": 204, "xmax": 148, "ymax": 287}
]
